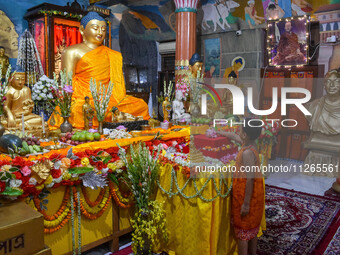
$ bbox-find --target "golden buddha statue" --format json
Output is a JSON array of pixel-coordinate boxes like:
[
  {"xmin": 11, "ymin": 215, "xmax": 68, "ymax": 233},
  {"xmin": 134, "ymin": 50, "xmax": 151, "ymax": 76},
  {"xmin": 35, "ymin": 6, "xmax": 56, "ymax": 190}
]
[
  {"xmin": 48, "ymin": 12, "xmax": 149, "ymax": 130},
  {"xmin": 82, "ymin": 96, "xmax": 94, "ymax": 130},
  {"xmin": 148, "ymin": 109, "xmax": 160, "ymax": 129},
  {"xmin": 0, "ymin": 47, "xmax": 9, "ymax": 78},
  {"xmin": 2, "ymin": 71, "xmax": 47, "ymax": 136},
  {"xmin": 111, "ymin": 107, "xmax": 143, "ymax": 122},
  {"xmin": 189, "ymin": 53, "xmax": 203, "ymax": 79},
  {"xmin": 304, "ymin": 69, "xmax": 340, "ymax": 177},
  {"xmin": 162, "ymin": 96, "xmax": 171, "ymax": 122}
]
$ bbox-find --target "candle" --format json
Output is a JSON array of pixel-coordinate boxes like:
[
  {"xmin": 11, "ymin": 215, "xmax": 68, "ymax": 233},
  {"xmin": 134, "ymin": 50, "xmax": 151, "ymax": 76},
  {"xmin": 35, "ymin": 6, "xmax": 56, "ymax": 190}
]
[
  {"xmin": 41, "ymin": 112, "xmax": 45, "ymax": 134},
  {"xmin": 21, "ymin": 114, "xmax": 25, "ymax": 135}
]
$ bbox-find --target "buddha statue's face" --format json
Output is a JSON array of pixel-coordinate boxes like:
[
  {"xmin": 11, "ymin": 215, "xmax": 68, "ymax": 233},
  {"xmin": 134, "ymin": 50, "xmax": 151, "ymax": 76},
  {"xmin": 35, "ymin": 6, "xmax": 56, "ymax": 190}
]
[
  {"xmin": 325, "ymin": 73, "xmax": 340, "ymax": 96},
  {"xmin": 0, "ymin": 48, "xmax": 4, "ymax": 56},
  {"xmin": 190, "ymin": 62, "xmax": 203, "ymax": 78},
  {"xmin": 0, "ymin": 11, "xmax": 18, "ymax": 58},
  {"xmin": 81, "ymin": 19, "xmax": 107, "ymax": 46},
  {"xmin": 11, "ymin": 72, "xmax": 26, "ymax": 90},
  {"xmin": 233, "ymin": 62, "xmax": 242, "ymax": 71}
]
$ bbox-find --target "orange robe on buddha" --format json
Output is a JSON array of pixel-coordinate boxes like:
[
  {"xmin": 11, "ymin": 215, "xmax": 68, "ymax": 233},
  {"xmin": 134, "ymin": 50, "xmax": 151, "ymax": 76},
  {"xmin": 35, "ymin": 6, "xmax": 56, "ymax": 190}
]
[{"xmin": 48, "ymin": 46, "xmax": 150, "ymax": 130}]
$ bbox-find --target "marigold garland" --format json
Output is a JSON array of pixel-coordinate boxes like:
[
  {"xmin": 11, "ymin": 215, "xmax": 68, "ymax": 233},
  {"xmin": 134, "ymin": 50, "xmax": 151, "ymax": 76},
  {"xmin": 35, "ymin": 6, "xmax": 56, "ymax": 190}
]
[
  {"xmin": 33, "ymin": 186, "xmax": 70, "ymax": 221},
  {"xmin": 108, "ymin": 181, "xmax": 134, "ymax": 209},
  {"xmin": 32, "ymin": 187, "xmax": 73, "ymax": 234},
  {"xmin": 81, "ymin": 186, "xmax": 105, "ymax": 208},
  {"xmin": 73, "ymin": 186, "xmax": 111, "ymax": 220}
]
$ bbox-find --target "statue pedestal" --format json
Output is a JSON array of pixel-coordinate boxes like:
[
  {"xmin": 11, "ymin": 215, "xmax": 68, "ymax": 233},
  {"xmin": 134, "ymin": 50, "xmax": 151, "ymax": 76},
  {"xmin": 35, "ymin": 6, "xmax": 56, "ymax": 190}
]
[
  {"xmin": 304, "ymin": 133, "xmax": 340, "ymax": 177},
  {"xmin": 0, "ymin": 201, "xmax": 48, "ymax": 255}
]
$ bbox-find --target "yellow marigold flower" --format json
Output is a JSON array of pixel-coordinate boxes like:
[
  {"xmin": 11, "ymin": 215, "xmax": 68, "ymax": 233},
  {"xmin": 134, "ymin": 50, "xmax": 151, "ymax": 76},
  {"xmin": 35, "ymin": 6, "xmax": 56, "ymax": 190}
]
[
  {"xmin": 63, "ymin": 172, "xmax": 71, "ymax": 180},
  {"xmin": 107, "ymin": 163, "xmax": 117, "ymax": 171},
  {"xmin": 81, "ymin": 157, "xmax": 90, "ymax": 166},
  {"xmin": 36, "ymin": 184, "xmax": 44, "ymax": 190},
  {"xmin": 44, "ymin": 175, "xmax": 53, "ymax": 185}
]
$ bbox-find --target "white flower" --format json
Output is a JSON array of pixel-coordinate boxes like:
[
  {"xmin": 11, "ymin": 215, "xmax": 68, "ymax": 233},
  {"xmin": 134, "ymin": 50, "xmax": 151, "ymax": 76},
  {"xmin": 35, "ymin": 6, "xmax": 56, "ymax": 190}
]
[
  {"xmin": 10, "ymin": 179, "xmax": 22, "ymax": 188},
  {"xmin": 43, "ymin": 88, "xmax": 47, "ymax": 93},
  {"xmin": 116, "ymin": 169, "xmax": 123, "ymax": 174},
  {"xmin": 101, "ymin": 168, "xmax": 109, "ymax": 174},
  {"xmin": 29, "ymin": 177, "xmax": 37, "ymax": 185},
  {"xmin": 54, "ymin": 175, "xmax": 63, "ymax": 183}
]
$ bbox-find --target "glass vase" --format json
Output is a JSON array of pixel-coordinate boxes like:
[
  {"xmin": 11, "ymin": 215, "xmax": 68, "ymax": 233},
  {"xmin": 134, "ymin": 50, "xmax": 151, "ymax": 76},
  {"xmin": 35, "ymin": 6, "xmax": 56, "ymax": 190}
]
[{"xmin": 60, "ymin": 115, "xmax": 72, "ymax": 133}]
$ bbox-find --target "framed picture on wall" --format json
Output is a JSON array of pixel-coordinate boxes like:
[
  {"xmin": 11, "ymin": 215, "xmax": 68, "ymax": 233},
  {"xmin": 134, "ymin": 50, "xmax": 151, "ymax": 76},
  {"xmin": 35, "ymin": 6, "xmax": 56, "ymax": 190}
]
[
  {"xmin": 204, "ymin": 38, "xmax": 221, "ymax": 77},
  {"xmin": 267, "ymin": 16, "xmax": 309, "ymax": 67}
]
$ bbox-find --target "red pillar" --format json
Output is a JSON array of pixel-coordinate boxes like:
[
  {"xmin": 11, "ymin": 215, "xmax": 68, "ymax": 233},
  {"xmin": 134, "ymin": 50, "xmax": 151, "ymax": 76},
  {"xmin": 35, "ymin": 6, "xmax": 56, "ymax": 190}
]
[{"xmin": 174, "ymin": 0, "xmax": 199, "ymax": 78}]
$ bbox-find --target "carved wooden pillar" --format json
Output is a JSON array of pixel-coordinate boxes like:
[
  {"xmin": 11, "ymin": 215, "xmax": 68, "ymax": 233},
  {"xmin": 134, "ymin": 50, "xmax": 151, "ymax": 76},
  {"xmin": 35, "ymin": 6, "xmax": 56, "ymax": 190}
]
[{"xmin": 174, "ymin": 0, "xmax": 199, "ymax": 78}]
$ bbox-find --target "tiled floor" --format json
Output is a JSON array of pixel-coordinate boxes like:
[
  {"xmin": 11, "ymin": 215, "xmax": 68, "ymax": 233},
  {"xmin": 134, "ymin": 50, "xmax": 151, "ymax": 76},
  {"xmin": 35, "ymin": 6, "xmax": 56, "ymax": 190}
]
[{"xmin": 84, "ymin": 159, "xmax": 338, "ymax": 254}]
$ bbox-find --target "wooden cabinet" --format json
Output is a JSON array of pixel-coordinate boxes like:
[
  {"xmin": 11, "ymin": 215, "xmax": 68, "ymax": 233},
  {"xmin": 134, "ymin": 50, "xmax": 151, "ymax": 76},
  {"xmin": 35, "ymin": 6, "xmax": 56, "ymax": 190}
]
[{"xmin": 260, "ymin": 65, "xmax": 324, "ymax": 161}]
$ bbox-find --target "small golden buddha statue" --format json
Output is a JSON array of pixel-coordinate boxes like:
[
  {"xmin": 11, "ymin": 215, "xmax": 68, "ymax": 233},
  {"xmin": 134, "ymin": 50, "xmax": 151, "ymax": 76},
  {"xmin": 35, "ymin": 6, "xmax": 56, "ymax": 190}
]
[
  {"xmin": 148, "ymin": 109, "xmax": 160, "ymax": 129},
  {"xmin": 189, "ymin": 53, "xmax": 203, "ymax": 78},
  {"xmin": 2, "ymin": 71, "xmax": 47, "ymax": 136},
  {"xmin": 162, "ymin": 96, "xmax": 171, "ymax": 122},
  {"xmin": 0, "ymin": 47, "xmax": 9, "ymax": 78},
  {"xmin": 82, "ymin": 96, "xmax": 95, "ymax": 130},
  {"xmin": 111, "ymin": 107, "xmax": 143, "ymax": 122}
]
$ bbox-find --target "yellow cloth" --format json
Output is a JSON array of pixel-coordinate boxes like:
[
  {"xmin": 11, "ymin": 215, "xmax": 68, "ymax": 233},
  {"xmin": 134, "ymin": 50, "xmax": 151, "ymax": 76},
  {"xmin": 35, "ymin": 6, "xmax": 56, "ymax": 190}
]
[
  {"xmin": 155, "ymin": 165, "xmax": 266, "ymax": 255},
  {"xmin": 48, "ymin": 46, "xmax": 150, "ymax": 130}
]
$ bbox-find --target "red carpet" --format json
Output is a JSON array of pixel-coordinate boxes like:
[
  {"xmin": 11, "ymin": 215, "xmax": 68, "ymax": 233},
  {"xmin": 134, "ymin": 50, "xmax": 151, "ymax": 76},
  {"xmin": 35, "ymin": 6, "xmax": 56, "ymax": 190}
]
[
  {"xmin": 111, "ymin": 246, "xmax": 132, "ymax": 255},
  {"xmin": 258, "ymin": 185, "xmax": 340, "ymax": 255}
]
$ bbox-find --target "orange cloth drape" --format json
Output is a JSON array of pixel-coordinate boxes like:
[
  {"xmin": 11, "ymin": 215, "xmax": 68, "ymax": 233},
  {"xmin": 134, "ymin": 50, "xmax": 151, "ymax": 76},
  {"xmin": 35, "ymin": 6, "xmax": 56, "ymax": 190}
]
[{"xmin": 48, "ymin": 46, "xmax": 150, "ymax": 129}]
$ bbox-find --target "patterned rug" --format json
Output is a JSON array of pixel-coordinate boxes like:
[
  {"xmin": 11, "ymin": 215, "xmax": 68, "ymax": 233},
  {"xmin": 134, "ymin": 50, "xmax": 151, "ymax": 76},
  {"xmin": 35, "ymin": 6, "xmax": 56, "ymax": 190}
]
[{"xmin": 258, "ymin": 186, "xmax": 340, "ymax": 255}]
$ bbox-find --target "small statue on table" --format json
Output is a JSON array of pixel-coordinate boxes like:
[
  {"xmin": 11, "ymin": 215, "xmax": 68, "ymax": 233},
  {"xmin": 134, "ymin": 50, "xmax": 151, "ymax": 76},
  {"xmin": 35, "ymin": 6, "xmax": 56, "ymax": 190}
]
[
  {"xmin": 111, "ymin": 107, "xmax": 143, "ymax": 122},
  {"xmin": 2, "ymin": 69, "xmax": 47, "ymax": 136},
  {"xmin": 162, "ymin": 96, "xmax": 171, "ymax": 122},
  {"xmin": 82, "ymin": 96, "xmax": 95, "ymax": 130},
  {"xmin": 148, "ymin": 109, "xmax": 160, "ymax": 129},
  {"xmin": 172, "ymin": 90, "xmax": 190, "ymax": 124}
]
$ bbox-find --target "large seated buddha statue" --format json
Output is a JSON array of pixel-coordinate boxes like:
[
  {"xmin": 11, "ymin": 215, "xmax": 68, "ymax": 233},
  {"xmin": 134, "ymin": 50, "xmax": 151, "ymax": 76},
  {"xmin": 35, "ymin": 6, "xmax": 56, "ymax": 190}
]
[
  {"xmin": 1, "ymin": 70, "xmax": 47, "ymax": 136},
  {"xmin": 48, "ymin": 12, "xmax": 150, "ymax": 130}
]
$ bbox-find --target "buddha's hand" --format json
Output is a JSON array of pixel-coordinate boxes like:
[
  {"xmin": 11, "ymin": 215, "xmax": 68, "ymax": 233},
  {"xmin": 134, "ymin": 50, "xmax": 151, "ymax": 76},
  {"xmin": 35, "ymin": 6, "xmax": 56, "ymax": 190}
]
[
  {"xmin": 23, "ymin": 100, "xmax": 34, "ymax": 113},
  {"xmin": 7, "ymin": 115, "xmax": 16, "ymax": 128}
]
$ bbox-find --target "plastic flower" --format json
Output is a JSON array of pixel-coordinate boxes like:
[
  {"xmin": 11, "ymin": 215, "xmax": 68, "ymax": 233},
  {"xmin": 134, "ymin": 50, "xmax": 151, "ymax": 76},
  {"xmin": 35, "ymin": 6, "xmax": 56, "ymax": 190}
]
[
  {"xmin": 107, "ymin": 163, "xmax": 117, "ymax": 171},
  {"xmin": 81, "ymin": 157, "xmax": 90, "ymax": 166},
  {"xmin": 63, "ymin": 85, "xmax": 73, "ymax": 93},
  {"xmin": 20, "ymin": 166, "xmax": 31, "ymax": 176}
]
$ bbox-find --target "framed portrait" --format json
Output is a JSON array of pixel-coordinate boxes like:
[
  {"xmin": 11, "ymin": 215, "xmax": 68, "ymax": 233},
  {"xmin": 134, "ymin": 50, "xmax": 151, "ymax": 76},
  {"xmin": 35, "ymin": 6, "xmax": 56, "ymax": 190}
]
[
  {"xmin": 267, "ymin": 17, "xmax": 309, "ymax": 66},
  {"xmin": 204, "ymin": 38, "xmax": 221, "ymax": 77}
]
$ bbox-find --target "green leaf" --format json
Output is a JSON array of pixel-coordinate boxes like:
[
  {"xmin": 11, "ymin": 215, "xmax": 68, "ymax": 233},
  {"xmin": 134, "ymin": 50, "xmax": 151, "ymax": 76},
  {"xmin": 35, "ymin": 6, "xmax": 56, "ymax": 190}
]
[
  {"xmin": 108, "ymin": 173, "xmax": 119, "ymax": 185},
  {"xmin": 103, "ymin": 156, "xmax": 112, "ymax": 165},
  {"xmin": 0, "ymin": 187, "xmax": 23, "ymax": 196},
  {"xmin": 5, "ymin": 172, "xmax": 12, "ymax": 179},
  {"xmin": 97, "ymin": 151, "xmax": 104, "ymax": 156},
  {"xmin": 9, "ymin": 167, "xmax": 19, "ymax": 172},
  {"xmin": 68, "ymin": 167, "xmax": 93, "ymax": 174}
]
